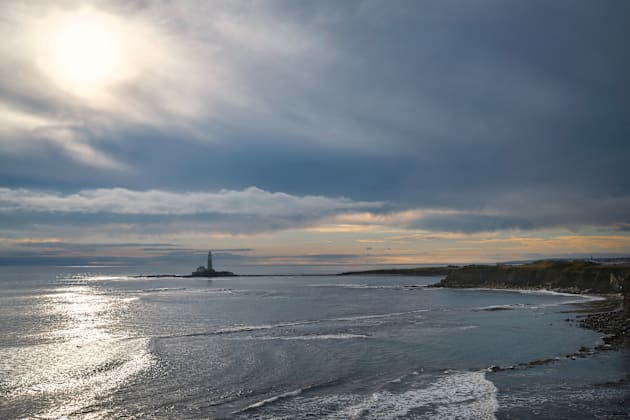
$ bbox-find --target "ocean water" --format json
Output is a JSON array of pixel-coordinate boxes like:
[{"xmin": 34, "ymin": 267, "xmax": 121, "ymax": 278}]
[{"xmin": 1, "ymin": 265, "xmax": 629, "ymax": 419}]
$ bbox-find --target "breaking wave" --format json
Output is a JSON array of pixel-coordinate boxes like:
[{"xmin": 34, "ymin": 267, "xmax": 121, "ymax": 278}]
[{"xmin": 231, "ymin": 370, "xmax": 498, "ymax": 420}]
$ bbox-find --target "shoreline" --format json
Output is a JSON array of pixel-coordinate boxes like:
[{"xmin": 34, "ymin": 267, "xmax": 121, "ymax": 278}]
[
  {"xmin": 486, "ymin": 293, "xmax": 628, "ymax": 376},
  {"xmin": 575, "ymin": 296, "xmax": 630, "ymax": 349},
  {"xmin": 431, "ymin": 285, "xmax": 629, "ymax": 351}
]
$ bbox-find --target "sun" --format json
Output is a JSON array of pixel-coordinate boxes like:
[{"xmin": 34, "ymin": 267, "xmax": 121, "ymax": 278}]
[
  {"xmin": 35, "ymin": 9, "xmax": 129, "ymax": 98},
  {"xmin": 53, "ymin": 19, "xmax": 118, "ymax": 84}
]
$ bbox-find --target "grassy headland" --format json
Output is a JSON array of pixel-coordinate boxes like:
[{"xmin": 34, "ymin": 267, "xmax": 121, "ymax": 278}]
[{"xmin": 340, "ymin": 260, "xmax": 629, "ymax": 294}]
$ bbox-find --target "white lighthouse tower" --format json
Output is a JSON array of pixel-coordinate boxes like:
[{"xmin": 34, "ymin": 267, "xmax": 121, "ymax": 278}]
[{"xmin": 207, "ymin": 250, "xmax": 213, "ymax": 271}]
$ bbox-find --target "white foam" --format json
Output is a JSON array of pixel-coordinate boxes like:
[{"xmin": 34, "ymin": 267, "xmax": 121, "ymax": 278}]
[
  {"xmin": 141, "ymin": 287, "xmax": 187, "ymax": 292},
  {"xmin": 538, "ymin": 297, "xmax": 606, "ymax": 308},
  {"xmin": 239, "ymin": 333, "xmax": 370, "ymax": 341},
  {"xmin": 308, "ymin": 283, "xmax": 428, "ymax": 290},
  {"xmin": 456, "ymin": 325, "xmax": 480, "ymax": 331},
  {"xmin": 238, "ymin": 370, "xmax": 499, "ymax": 419},
  {"xmin": 191, "ymin": 309, "xmax": 428, "ymax": 339},
  {"xmin": 330, "ymin": 309, "xmax": 429, "ymax": 322},
  {"xmin": 163, "ymin": 320, "xmax": 321, "ymax": 340},
  {"xmin": 336, "ymin": 370, "xmax": 498, "ymax": 420},
  {"xmin": 214, "ymin": 320, "xmax": 318, "ymax": 335},
  {"xmin": 464, "ymin": 287, "xmax": 606, "ymax": 301},
  {"xmin": 237, "ymin": 388, "xmax": 305, "ymax": 413},
  {"xmin": 308, "ymin": 283, "xmax": 379, "ymax": 288}
]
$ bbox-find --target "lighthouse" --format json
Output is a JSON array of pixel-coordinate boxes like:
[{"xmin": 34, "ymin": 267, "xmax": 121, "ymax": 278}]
[{"xmin": 191, "ymin": 249, "xmax": 234, "ymax": 277}]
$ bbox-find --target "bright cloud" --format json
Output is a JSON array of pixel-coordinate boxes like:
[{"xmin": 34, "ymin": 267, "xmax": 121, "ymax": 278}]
[{"xmin": 0, "ymin": 187, "xmax": 382, "ymax": 216}]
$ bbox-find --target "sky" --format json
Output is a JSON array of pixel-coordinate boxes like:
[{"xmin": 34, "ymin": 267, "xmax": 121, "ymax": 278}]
[{"xmin": 1, "ymin": 0, "xmax": 629, "ymax": 269}]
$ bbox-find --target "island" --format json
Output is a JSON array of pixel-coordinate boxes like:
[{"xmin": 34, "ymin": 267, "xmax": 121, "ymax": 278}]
[
  {"xmin": 190, "ymin": 250, "xmax": 235, "ymax": 277},
  {"xmin": 136, "ymin": 250, "xmax": 236, "ymax": 278}
]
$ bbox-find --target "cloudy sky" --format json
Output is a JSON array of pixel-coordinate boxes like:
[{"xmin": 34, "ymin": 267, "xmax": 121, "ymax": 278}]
[{"xmin": 1, "ymin": 0, "xmax": 629, "ymax": 268}]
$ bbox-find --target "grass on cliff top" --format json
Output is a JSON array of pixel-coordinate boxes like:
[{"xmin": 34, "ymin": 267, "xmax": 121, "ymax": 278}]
[
  {"xmin": 494, "ymin": 260, "xmax": 629, "ymax": 272},
  {"xmin": 339, "ymin": 260, "xmax": 630, "ymax": 276}
]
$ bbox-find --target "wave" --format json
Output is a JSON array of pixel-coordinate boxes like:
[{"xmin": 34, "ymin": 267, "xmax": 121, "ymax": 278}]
[
  {"xmin": 139, "ymin": 287, "xmax": 239, "ymax": 295},
  {"xmin": 240, "ymin": 388, "xmax": 304, "ymax": 412},
  {"xmin": 213, "ymin": 321, "xmax": 318, "ymax": 335},
  {"xmin": 233, "ymin": 380, "xmax": 343, "ymax": 415},
  {"xmin": 141, "ymin": 287, "xmax": 187, "ymax": 293},
  {"xmin": 158, "ymin": 320, "xmax": 319, "ymax": 340},
  {"xmin": 329, "ymin": 309, "xmax": 429, "ymax": 322},
  {"xmin": 247, "ymin": 333, "xmax": 370, "ymax": 341},
  {"xmin": 160, "ymin": 308, "xmax": 430, "ymax": 341},
  {"xmin": 308, "ymin": 283, "xmax": 429, "ymax": 290},
  {"xmin": 338, "ymin": 370, "xmax": 497, "ymax": 420},
  {"xmin": 462, "ymin": 287, "xmax": 606, "ymax": 301},
  {"xmin": 230, "ymin": 370, "xmax": 497, "ymax": 419},
  {"xmin": 468, "ymin": 289, "xmax": 605, "ymax": 312},
  {"xmin": 456, "ymin": 325, "xmax": 480, "ymax": 330}
]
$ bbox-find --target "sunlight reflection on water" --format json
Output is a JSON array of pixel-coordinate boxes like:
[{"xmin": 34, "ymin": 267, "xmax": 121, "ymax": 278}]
[{"xmin": 0, "ymin": 282, "xmax": 154, "ymax": 417}]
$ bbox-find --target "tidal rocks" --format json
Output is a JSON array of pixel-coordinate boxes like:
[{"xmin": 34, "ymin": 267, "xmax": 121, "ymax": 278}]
[{"xmin": 580, "ymin": 310, "xmax": 630, "ymax": 348}]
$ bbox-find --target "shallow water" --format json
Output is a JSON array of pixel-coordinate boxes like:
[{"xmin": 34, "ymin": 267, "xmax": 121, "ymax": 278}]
[{"xmin": 1, "ymin": 266, "xmax": 628, "ymax": 418}]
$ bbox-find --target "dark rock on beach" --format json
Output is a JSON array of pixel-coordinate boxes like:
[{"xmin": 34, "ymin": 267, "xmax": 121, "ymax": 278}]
[{"xmin": 580, "ymin": 310, "xmax": 630, "ymax": 348}]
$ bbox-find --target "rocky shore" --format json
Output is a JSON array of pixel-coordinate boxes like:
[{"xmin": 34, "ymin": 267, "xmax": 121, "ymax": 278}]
[
  {"xmin": 487, "ymin": 298, "xmax": 630, "ymax": 375},
  {"xmin": 579, "ymin": 309, "xmax": 630, "ymax": 348}
]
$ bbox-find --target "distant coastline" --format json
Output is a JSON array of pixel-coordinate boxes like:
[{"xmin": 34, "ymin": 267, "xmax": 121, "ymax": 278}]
[{"xmin": 340, "ymin": 260, "xmax": 630, "ymax": 294}]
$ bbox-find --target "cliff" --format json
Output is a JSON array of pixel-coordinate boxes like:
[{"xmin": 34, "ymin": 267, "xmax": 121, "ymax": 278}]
[{"xmin": 432, "ymin": 261, "xmax": 630, "ymax": 296}]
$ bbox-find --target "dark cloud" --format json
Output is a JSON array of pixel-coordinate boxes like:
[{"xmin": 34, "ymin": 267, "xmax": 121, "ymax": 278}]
[
  {"xmin": 0, "ymin": 0, "xmax": 629, "ymax": 238},
  {"xmin": 407, "ymin": 214, "xmax": 534, "ymax": 234},
  {"xmin": 615, "ymin": 224, "xmax": 630, "ymax": 232}
]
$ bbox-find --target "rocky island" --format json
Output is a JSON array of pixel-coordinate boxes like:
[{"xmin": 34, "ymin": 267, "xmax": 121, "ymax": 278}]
[
  {"xmin": 138, "ymin": 250, "xmax": 236, "ymax": 278},
  {"xmin": 190, "ymin": 250, "xmax": 235, "ymax": 277}
]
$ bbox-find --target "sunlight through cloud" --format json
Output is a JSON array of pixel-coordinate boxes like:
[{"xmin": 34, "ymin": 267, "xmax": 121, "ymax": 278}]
[{"xmin": 33, "ymin": 7, "xmax": 132, "ymax": 98}]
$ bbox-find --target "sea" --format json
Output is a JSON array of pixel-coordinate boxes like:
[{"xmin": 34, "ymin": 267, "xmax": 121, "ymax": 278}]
[{"xmin": 1, "ymin": 264, "xmax": 629, "ymax": 419}]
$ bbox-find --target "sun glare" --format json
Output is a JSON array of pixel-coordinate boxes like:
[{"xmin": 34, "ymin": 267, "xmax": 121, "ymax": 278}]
[
  {"xmin": 53, "ymin": 20, "xmax": 117, "ymax": 84},
  {"xmin": 36, "ymin": 9, "xmax": 130, "ymax": 98}
]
